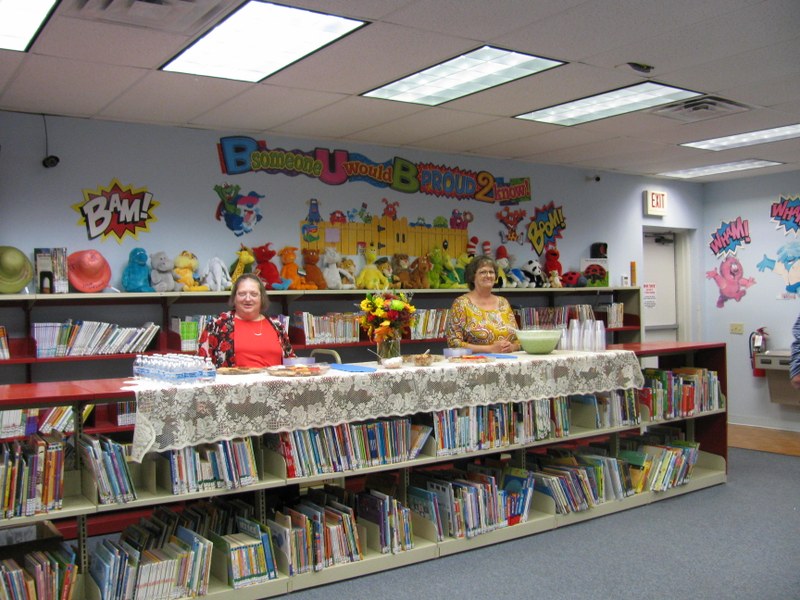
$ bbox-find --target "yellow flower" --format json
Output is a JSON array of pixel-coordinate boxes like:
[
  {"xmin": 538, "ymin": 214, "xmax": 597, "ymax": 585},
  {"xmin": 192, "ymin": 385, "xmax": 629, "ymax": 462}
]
[{"xmin": 360, "ymin": 299, "xmax": 372, "ymax": 311}]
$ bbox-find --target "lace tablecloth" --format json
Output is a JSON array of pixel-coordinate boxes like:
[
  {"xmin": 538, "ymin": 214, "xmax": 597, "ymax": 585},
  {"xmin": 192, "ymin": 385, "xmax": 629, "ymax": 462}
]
[{"xmin": 130, "ymin": 350, "xmax": 644, "ymax": 461}]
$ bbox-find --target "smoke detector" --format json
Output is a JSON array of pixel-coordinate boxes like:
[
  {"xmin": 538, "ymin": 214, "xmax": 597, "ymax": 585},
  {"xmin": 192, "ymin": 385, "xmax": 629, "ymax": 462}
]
[{"xmin": 650, "ymin": 96, "xmax": 751, "ymax": 123}]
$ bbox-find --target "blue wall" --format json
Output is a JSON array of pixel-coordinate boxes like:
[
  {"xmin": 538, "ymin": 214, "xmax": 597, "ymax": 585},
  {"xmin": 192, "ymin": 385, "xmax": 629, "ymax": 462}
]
[{"xmin": 1, "ymin": 110, "xmax": 798, "ymax": 430}]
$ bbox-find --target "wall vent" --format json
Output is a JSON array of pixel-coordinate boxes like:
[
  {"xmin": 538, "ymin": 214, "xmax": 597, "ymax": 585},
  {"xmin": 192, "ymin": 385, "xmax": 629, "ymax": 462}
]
[
  {"xmin": 650, "ymin": 96, "xmax": 751, "ymax": 123},
  {"xmin": 61, "ymin": 0, "xmax": 240, "ymax": 35}
]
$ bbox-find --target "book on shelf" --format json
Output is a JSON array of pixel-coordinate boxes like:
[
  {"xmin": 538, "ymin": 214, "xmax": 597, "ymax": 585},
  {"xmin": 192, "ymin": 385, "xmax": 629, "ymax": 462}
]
[
  {"xmin": 0, "ymin": 326, "xmax": 8, "ymax": 360},
  {"xmin": 34, "ymin": 248, "xmax": 68, "ymax": 294}
]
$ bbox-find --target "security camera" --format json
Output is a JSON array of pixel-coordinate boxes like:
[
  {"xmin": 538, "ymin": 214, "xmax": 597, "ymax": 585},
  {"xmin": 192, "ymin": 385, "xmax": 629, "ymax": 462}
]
[
  {"xmin": 593, "ymin": 175, "xmax": 601, "ymax": 182},
  {"xmin": 42, "ymin": 155, "xmax": 60, "ymax": 168},
  {"xmin": 586, "ymin": 175, "xmax": 601, "ymax": 182}
]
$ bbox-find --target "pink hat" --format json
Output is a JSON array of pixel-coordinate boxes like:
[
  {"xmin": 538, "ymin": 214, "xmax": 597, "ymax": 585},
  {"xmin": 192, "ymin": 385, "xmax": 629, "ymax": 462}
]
[{"xmin": 68, "ymin": 250, "xmax": 112, "ymax": 293}]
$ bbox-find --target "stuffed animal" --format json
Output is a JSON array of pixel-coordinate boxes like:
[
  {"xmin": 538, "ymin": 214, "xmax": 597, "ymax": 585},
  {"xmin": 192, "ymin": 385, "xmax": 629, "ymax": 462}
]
[
  {"xmin": 428, "ymin": 247, "xmax": 461, "ymax": 289},
  {"xmin": 150, "ymin": 251, "xmax": 181, "ymax": 292},
  {"xmin": 521, "ymin": 260, "xmax": 548, "ymax": 288},
  {"xmin": 230, "ymin": 244, "xmax": 255, "ymax": 282},
  {"xmin": 391, "ymin": 253, "xmax": 412, "ymax": 289},
  {"xmin": 278, "ymin": 246, "xmax": 317, "ymax": 290},
  {"xmin": 495, "ymin": 246, "xmax": 523, "ymax": 288},
  {"xmin": 338, "ymin": 257, "xmax": 358, "ymax": 289},
  {"xmin": 301, "ymin": 248, "xmax": 327, "ymax": 290},
  {"xmin": 544, "ymin": 246, "xmax": 563, "ymax": 277},
  {"xmin": 122, "ymin": 247, "xmax": 154, "ymax": 293},
  {"xmin": 560, "ymin": 271, "xmax": 587, "ymax": 287},
  {"xmin": 202, "ymin": 257, "xmax": 232, "ymax": 291},
  {"xmin": 356, "ymin": 246, "xmax": 390, "ymax": 290},
  {"xmin": 174, "ymin": 251, "xmax": 209, "ymax": 292},
  {"xmin": 408, "ymin": 254, "xmax": 432, "ymax": 289},
  {"xmin": 376, "ymin": 257, "xmax": 398, "ymax": 288},
  {"xmin": 322, "ymin": 247, "xmax": 355, "ymax": 290},
  {"xmin": 548, "ymin": 270, "xmax": 562, "ymax": 288},
  {"xmin": 251, "ymin": 242, "xmax": 290, "ymax": 290}
]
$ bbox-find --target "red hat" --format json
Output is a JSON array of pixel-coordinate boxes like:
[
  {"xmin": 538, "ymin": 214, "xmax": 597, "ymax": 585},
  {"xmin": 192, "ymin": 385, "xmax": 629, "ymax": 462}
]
[
  {"xmin": 68, "ymin": 250, "xmax": 112, "ymax": 293},
  {"xmin": 496, "ymin": 245, "xmax": 508, "ymax": 260},
  {"xmin": 482, "ymin": 241, "xmax": 492, "ymax": 256}
]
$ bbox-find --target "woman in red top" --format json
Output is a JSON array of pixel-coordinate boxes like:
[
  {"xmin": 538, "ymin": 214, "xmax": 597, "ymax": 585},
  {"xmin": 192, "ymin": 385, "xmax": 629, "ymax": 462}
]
[{"xmin": 198, "ymin": 273, "xmax": 294, "ymax": 368}]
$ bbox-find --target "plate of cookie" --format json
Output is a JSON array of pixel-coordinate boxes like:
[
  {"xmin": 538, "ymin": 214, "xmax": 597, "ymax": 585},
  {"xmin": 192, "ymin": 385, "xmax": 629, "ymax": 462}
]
[
  {"xmin": 447, "ymin": 354, "xmax": 495, "ymax": 364},
  {"xmin": 266, "ymin": 363, "xmax": 330, "ymax": 377},
  {"xmin": 217, "ymin": 366, "xmax": 268, "ymax": 375}
]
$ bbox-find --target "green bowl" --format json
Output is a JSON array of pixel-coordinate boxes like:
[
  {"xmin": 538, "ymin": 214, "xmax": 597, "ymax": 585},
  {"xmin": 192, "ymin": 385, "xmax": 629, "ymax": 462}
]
[{"xmin": 516, "ymin": 329, "xmax": 561, "ymax": 354}]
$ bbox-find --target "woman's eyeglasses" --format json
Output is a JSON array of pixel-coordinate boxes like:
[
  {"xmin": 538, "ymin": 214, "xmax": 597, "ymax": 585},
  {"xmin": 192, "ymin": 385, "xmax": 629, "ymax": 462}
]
[{"xmin": 477, "ymin": 270, "xmax": 496, "ymax": 277}]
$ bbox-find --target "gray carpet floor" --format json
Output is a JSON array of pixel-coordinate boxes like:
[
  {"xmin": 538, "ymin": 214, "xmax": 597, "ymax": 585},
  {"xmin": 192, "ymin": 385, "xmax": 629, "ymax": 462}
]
[{"xmin": 283, "ymin": 448, "xmax": 800, "ymax": 600}]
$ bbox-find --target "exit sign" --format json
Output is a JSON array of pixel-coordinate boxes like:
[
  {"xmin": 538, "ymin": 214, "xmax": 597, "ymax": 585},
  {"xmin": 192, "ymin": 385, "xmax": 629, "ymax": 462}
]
[{"xmin": 643, "ymin": 190, "xmax": 667, "ymax": 217}]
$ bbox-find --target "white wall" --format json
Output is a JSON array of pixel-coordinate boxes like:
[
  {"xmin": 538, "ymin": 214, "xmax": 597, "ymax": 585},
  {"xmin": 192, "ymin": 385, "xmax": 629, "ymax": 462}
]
[{"xmin": 704, "ymin": 172, "xmax": 800, "ymax": 431}]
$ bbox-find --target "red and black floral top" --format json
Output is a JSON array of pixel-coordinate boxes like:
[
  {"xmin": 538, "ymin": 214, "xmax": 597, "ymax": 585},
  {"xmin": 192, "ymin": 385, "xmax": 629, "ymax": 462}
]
[{"xmin": 197, "ymin": 310, "xmax": 295, "ymax": 368}]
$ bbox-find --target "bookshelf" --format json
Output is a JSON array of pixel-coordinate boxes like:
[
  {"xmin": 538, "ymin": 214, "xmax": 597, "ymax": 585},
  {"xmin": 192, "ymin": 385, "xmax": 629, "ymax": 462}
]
[{"xmin": 0, "ymin": 339, "xmax": 726, "ymax": 598}]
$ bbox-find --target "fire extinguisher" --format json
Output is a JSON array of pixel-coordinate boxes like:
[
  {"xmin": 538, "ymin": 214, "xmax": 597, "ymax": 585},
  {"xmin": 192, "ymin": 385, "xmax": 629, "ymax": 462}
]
[{"xmin": 749, "ymin": 327, "xmax": 768, "ymax": 377}]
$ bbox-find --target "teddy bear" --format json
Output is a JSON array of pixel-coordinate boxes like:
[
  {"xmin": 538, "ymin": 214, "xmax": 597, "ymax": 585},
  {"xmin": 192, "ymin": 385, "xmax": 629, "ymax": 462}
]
[
  {"xmin": 122, "ymin": 247, "xmax": 154, "ymax": 293},
  {"xmin": 201, "ymin": 256, "xmax": 232, "ymax": 291},
  {"xmin": 278, "ymin": 246, "xmax": 317, "ymax": 290},
  {"xmin": 301, "ymin": 248, "xmax": 327, "ymax": 290},
  {"xmin": 251, "ymin": 242, "xmax": 290, "ymax": 290},
  {"xmin": 338, "ymin": 256, "xmax": 358, "ymax": 288},
  {"xmin": 408, "ymin": 254, "xmax": 432, "ymax": 289},
  {"xmin": 150, "ymin": 251, "xmax": 181, "ymax": 292},
  {"xmin": 391, "ymin": 253, "xmax": 411, "ymax": 288},
  {"xmin": 521, "ymin": 259, "xmax": 548, "ymax": 288},
  {"xmin": 173, "ymin": 251, "xmax": 209, "ymax": 291},
  {"xmin": 321, "ymin": 247, "xmax": 355, "ymax": 290}
]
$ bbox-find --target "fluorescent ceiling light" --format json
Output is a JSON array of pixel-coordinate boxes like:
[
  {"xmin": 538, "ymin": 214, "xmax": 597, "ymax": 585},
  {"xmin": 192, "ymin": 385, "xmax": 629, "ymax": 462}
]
[
  {"xmin": 516, "ymin": 82, "xmax": 702, "ymax": 126},
  {"xmin": 681, "ymin": 123, "xmax": 800, "ymax": 151},
  {"xmin": 0, "ymin": 0, "xmax": 57, "ymax": 52},
  {"xmin": 658, "ymin": 159, "xmax": 782, "ymax": 179},
  {"xmin": 163, "ymin": 1, "xmax": 365, "ymax": 82},
  {"xmin": 363, "ymin": 46, "xmax": 564, "ymax": 106}
]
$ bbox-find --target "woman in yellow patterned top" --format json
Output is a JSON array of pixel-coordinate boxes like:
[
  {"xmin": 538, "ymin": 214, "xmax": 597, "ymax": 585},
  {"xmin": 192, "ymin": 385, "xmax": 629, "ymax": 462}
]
[{"xmin": 446, "ymin": 255, "xmax": 520, "ymax": 353}]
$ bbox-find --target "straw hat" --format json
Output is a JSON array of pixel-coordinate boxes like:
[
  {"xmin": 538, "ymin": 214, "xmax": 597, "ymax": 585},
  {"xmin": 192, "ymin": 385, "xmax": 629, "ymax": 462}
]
[
  {"xmin": 0, "ymin": 246, "xmax": 33, "ymax": 294},
  {"xmin": 67, "ymin": 249, "xmax": 112, "ymax": 293}
]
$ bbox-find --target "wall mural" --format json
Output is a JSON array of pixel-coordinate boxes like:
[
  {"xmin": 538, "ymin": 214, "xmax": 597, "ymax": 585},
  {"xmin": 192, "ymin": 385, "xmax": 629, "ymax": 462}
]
[
  {"xmin": 757, "ymin": 195, "xmax": 800, "ymax": 297},
  {"xmin": 706, "ymin": 215, "xmax": 756, "ymax": 308},
  {"xmin": 216, "ymin": 136, "xmax": 531, "ymax": 205},
  {"xmin": 72, "ymin": 178, "xmax": 158, "ymax": 243}
]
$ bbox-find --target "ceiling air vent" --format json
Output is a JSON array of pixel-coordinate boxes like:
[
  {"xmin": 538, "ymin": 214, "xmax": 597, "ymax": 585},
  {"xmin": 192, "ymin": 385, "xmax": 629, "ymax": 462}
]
[
  {"xmin": 650, "ymin": 96, "xmax": 751, "ymax": 123},
  {"xmin": 61, "ymin": 0, "xmax": 241, "ymax": 35}
]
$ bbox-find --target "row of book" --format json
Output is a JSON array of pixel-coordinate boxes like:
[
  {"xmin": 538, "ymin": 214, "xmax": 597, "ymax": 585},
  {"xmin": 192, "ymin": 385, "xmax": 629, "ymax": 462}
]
[
  {"xmin": 266, "ymin": 418, "xmax": 432, "ymax": 478},
  {"xmin": 31, "ymin": 319, "xmax": 160, "ymax": 358},
  {"xmin": 78, "ymin": 434, "xmax": 138, "ymax": 506},
  {"xmin": 0, "ymin": 405, "xmax": 97, "ymax": 441},
  {"xmin": 408, "ymin": 307, "xmax": 449, "ymax": 340},
  {"xmin": 411, "ymin": 462, "xmax": 537, "ymax": 540},
  {"xmin": 0, "ymin": 434, "xmax": 66, "ymax": 519},
  {"xmin": 160, "ymin": 437, "xmax": 259, "ymax": 495},
  {"xmin": 0, "ymin": 544, "xmax": 78, "ymax": 600},
  {"xmin": 640, "ymin": 366, "xmax": 723, "ymax": 419},
  {"xmin": 597, "ymin": 302, "xmax": 626, "ymax": 328},
  {"xmin": 570, "ymin": 390, "xmax": 641, "ymax": 430},
  {"xmin": 290, "ymin": 311, "xmax": 361, "ymax": 345},
  {"xmin": 513, "ymin": 304, "xmax": 596, "ymax": 329}
]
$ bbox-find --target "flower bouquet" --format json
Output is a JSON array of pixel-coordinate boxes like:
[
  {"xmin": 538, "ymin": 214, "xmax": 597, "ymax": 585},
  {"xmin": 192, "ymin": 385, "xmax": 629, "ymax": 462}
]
[{"xmin": 359, "ymin": 291, "xmax": 416, "ymax": 360}]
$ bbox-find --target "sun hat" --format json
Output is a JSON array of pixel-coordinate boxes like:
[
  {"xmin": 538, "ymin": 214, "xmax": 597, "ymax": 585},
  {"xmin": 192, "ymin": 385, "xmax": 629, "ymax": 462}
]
[
  {"xmin": 0, "ymin": 246, "xmax": 33, "ymax": 293},
  {"xmin": 67, "ymin": 249, "xmax": 112, "ymax": 293}
]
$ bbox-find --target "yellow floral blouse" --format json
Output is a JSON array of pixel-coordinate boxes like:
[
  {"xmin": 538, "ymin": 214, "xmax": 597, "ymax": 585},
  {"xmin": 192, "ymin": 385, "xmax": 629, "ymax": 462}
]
[{"xmin": 446, "ymin": 294, "xmax": 518, "ymax": 348}]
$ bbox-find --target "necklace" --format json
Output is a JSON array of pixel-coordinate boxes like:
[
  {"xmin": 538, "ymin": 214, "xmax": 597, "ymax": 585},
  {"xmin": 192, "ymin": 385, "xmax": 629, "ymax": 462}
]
[{"xmin": 253, "ymin": 319, "xmax": 264, "ymax": 336}]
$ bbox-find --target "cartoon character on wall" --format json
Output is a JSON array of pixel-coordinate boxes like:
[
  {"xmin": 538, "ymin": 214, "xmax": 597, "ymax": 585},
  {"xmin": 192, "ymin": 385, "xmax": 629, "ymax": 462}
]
[
  {"xmin": 382, "ymin": 198, "xmax": 400, "ymax": 220},
  {"xmin": 213, "ymin": 183, "xmax": 264, "ymax": 237},
  {"xmin": 497, "ymin": 206, "xmax": 527, "ymax": 245},
  {"xmin": 707, "ymin": 256, "xmax": 756, "ymax": 307},
  {"xmin": 306, "ymin": 199, "xmax": 322, "ymax": 224},
  {"xmin": 329, "ymin": 210, "xmax": 347, "ymax": 225},
  {"xmin": 757, "ymin": 240, "xmax": 800, "ymax": 293},
  {"xmin": 449, "ymin": 209, "xmax": 473, "ymax": 230}
]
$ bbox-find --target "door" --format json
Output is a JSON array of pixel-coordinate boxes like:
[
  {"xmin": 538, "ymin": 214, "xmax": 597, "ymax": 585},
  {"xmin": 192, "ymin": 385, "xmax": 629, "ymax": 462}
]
[{"xmin": 642, "ymin": 232, "xmax": 678, "ymax": 342}]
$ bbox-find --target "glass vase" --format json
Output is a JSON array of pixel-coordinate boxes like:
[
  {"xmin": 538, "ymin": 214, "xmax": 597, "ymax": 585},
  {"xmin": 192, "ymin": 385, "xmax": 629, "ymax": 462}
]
[{"xmin": 376, "ymin": 335, "xmax": 401, "ymax": 362}]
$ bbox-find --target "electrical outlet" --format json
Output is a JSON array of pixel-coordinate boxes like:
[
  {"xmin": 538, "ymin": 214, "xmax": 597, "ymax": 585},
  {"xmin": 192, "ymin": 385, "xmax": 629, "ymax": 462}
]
[{"xmin": 730, "ymin": 323, "xmax": 744, "ymax": 335}]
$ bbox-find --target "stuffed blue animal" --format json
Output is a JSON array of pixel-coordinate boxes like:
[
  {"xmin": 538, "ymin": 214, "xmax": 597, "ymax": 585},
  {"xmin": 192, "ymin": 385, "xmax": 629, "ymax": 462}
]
[{"xmin": 122, "ymin": 247, "xmax": 154, "ymax": 292}]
